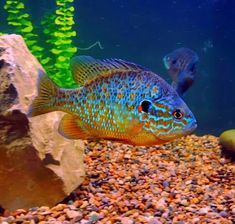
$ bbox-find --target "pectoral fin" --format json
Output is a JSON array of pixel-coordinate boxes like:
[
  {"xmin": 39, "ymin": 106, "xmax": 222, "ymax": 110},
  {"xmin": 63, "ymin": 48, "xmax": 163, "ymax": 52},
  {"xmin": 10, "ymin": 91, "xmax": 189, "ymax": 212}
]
[{"xmin": 58, "ymin": 114, "xmax": 89, "ymax": 139}]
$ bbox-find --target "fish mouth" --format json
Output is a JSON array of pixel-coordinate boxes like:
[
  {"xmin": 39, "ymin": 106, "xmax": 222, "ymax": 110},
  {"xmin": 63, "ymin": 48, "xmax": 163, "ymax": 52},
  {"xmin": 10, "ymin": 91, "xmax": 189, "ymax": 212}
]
[
  {"xmin": 157, "ymin": 121, "xmax": 197, "ymax": 141},
  {"xmin": 163, "ymin": 57, "xmax": 170, "ymax": 70}
]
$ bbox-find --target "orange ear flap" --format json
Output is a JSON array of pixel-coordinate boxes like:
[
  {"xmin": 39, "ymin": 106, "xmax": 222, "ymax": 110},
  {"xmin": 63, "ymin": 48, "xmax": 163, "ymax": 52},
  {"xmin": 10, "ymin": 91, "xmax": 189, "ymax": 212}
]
[{"xmin": 138, "ymin": 105, "xmax": 142, "ymax": 112}]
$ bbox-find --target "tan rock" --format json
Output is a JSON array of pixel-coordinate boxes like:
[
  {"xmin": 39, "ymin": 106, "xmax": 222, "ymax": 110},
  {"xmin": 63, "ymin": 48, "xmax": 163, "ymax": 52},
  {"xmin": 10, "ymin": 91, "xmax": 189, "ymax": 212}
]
[
  {"xmin": 219, "ymin": 129, "xmax": 235, "ymax": 154},
  {"xmin": 0, "ymin": 34, "xmax": 85, "ymax": 210}
]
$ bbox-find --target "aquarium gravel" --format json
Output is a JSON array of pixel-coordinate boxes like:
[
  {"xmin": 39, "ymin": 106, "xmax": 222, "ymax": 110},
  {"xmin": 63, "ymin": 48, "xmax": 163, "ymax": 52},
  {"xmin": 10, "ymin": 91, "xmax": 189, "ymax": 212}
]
[{"xmin": 1, "ymin": 135, "xmax": 235, "ymax": 224}]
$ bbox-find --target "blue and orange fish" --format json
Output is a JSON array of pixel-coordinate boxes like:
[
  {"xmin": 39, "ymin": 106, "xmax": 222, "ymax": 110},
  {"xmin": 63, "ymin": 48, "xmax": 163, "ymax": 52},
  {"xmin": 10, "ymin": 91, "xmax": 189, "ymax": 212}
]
[
  {"xmin": 28, "ymin": 56, "xmax": 197, "ymax": 146},
  {"xmin": 163, "ymin": 48, "xmax": 199, "ymax": 95}
]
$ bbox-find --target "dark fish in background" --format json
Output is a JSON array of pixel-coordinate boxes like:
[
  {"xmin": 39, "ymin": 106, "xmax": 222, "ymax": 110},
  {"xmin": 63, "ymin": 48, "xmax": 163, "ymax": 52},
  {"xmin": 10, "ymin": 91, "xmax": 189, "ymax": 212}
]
[{"xmin": 163, "ymin": 47, "xmax": 199, "ymax": 95}]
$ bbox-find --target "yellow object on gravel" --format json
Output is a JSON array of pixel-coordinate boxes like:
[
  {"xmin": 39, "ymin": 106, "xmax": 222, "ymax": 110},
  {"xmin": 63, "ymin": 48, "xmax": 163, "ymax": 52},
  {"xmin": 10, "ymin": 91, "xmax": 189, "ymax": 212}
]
[{"xmin": 219, "ymin": 129, "xmax": 235, "ymax": 154}]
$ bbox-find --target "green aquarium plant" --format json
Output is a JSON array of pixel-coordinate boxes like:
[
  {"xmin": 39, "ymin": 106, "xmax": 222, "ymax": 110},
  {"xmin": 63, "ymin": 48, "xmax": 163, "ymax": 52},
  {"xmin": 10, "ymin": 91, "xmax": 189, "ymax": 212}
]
[
  {"xmin": 3, "ymin": 0, "xmax": 44, "ymax": 61},
  {"xmin": 3, "ymin": 0, "xmax": 78, "ymax": 88},
  {"xmin": 41, "ymin": 0, "xmax": 78, "ymax": 87}
]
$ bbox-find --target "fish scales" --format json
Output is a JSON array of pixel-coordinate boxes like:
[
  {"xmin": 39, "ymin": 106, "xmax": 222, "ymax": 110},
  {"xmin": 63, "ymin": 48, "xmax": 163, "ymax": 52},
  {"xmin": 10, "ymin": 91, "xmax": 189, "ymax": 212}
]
[{"xmin": 56, "ymin": 71, "xmax": 153, "ymax": 131}]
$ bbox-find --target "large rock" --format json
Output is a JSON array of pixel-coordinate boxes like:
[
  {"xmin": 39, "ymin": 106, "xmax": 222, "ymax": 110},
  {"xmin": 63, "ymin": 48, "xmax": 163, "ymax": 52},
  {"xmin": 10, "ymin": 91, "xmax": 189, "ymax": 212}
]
[{"xmin": 0, "ymin": 34, "xmax": 85, "ymax": 210}]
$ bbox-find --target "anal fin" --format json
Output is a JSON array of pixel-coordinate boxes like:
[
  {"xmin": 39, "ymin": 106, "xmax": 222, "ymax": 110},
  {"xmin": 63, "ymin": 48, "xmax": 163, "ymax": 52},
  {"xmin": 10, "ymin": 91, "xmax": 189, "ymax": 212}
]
[{"xmin": 58, "ymin": 114, "xmax": 89, "ymax": 140}]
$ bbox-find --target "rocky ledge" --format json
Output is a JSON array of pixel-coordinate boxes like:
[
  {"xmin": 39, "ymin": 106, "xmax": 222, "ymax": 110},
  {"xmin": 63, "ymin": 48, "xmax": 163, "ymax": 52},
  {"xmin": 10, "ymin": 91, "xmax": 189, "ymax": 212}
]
[{"xmin": 0, "ymin": 34, "xmax": 85, "ymax": 210}]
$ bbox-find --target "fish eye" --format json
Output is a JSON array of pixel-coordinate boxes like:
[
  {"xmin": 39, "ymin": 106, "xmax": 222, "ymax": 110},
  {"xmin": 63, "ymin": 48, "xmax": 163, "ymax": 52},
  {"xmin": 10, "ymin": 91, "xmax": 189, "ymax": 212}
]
[
  {"xmin": 171, "ymin": 59, "xmax": 177, "ymax": 65},
  {"xmin": 173, "ymin": 109, "xmax": 184, "ymax": 119},
  {"xmin": 139, "ymin": 100, "xmax": 152, "ymax": 113}
]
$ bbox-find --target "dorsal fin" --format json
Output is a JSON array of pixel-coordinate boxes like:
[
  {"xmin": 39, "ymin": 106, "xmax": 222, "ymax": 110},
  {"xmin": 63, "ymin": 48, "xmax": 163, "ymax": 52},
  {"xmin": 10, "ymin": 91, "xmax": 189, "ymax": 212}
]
[{"xmin": 70, "ymin": 55, "xmax": 147, "ymax": 86}]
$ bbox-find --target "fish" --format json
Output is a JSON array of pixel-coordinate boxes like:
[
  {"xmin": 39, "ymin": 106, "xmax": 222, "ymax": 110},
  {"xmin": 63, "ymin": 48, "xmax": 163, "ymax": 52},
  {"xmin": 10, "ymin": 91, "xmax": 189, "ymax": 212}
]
[
  {"xmin": 163, "ymin": 48, "xmax": 199, "ymax": 95},
  {"xmin": 28, "ymin": 55, "xmax": 197, "ymax": 146}
]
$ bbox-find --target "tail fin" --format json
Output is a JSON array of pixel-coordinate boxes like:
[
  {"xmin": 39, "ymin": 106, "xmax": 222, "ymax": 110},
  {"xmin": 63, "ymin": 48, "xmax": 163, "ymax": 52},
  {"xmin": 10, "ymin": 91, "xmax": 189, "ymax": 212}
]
[{"xmin": 28, "ymin": 70, "xmax": 58, "ymax": 117}]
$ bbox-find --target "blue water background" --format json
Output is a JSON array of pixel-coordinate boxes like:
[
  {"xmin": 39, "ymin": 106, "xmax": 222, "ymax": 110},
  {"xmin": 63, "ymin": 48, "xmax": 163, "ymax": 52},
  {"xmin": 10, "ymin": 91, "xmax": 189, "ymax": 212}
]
[{"xmin": 1, "ymin": 0, "xmax": 235, "ymax": 136}]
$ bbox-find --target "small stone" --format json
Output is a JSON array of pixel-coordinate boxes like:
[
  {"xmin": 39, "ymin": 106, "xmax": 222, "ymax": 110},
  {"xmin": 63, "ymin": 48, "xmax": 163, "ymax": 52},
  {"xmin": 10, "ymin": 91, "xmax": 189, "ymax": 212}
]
[
  {"xmin": 121, "ymin": 217, "xmax": 134, "ymax": 224},
  {"xmin": 39, "ymin": 211, "xmax": 52, "ymax": 215},
  {"xmin": 36, "ymin": 215, "xmax": 45, "ymax": 221},
  {"xmin": 148, "ymin": 217, "xmax": 162, "ymax": 224},
  {"xmin": 185, "ymin": 180, "xmax": 192, "ymax": 185},
  {"xmin": 51, "ymin": 211, "xmax": 61, "ymax": 218},
  {"xmin": 80, "ymin": 219, "xmax": 89, "ymax": 224},
  {"xmin": 66, "ymin": 210, "xmax": 82, "ymax": 219},
  {"xmin": 191, "ymin": 197, "xmax": 199, "ymax": 204},
  {"xmin": 198, "ymin": 207, "xmax": 209, "ymax": 215},
  {"xmin": 16, "ymin": 209, "xmax": 27, "ymax": 214},
  {"xmin": 155, "ymin": 201, "xmax": 166, "ymax": 211},
  {"xmin": 161, "ymin": 191, "xmax": 169, "ymax": 197},
  {"xmin": 4, "ymin": 216, "xmax": 15, "ymax": 223},
  {"xmin": 102, "ymin": 197, "xmax": 109, "ymax": 204},
  {"xmin": 219, "ymin": 211, "xmax": 228, "ymax": 218},
  {"xmin": 67, "ymin": 205, "xmax": 77, "ymax": 210},
  {"xmin": 185, "ymin": 206, "xmax": 196, "ymax": 212},
  {"xmin": 52, "ymin": 204, "xmax": 67, "ymax": 211},
  {"xmin": 32, "ymin": 216, "xmax": 40, "ymax": 223},
  {"xmin": 192, "ymin": 218, "xmax": 200, "ymax": 223},
  {"xmin": 89, "ymin": 212, "xmax": 101, "ymax": 222},
  {"xmin": 23, "ymin": 215, "xmax": 34, "ymax": 220},
  {"xmin": 80, "ymin": 201, "xmax": 89, "ymax": 209},
  {"xmin": 73, "ymin": 200, "xmax": 83, "ymax": 207},
  {"xmin": 14, "ymin": 218, "xmax": 25, "ymax": 223},
  {"xmin": 108, "ymin": 178, "xmax": 116, "ymax": 184},
  {"xmin": 180, "ymin": 199, "xmax": 188, "ymax": 206},
  {"xmin": 161, "ymin": 211, "xmax": 169, "ymax": 219},
  {"xmin": 124, "ymin": 154, "xmax": 131, "ymax": 159},
  {"xmin": 170, "ymin": 169, "xmax": 176, "ymax": 176},
  {"xmin": 37, "ymin": 206, "xmax": 50, "ymax": 212},
  {"xmin": 162, "ymin": 181, "xmax": 169, "ymax": 188},
  {"xmin": 29, "ymin": 207, "xmax": 38, "ymax": 212},
  {"xmin": 57, "ymin": 215, "xmax": 66, "ymax": 222},
  {"xmin": 219, "ymin": 158, "xmax": 226, "ymax": 164},
  {"xmin": 232, "ymin": 208, "xmax": 235, "ymax": 215},
  {"xmin": 207, "ymin": 212, "xmax": 220, "ymax": 219}
]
